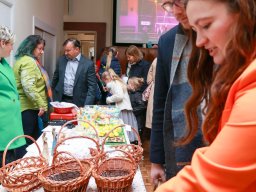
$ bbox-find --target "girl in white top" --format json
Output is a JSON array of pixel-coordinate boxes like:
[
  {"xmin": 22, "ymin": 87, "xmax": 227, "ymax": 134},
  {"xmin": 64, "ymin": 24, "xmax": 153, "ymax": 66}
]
[{"xmin": 101, "ymin": 69, "xmax": 138, "ymax": 142}]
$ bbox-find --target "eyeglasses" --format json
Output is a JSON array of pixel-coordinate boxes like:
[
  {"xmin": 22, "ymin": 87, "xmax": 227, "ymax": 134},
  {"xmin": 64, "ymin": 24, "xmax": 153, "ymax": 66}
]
[{"xmin": 161, "ymin": 0, "xmax": 184, "ymax": 12}]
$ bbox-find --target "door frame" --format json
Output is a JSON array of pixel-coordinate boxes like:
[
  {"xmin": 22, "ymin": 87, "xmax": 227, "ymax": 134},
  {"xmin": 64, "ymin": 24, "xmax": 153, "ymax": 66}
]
[
  {"xmin": 33, "ymin": 16, "xmax": 57, "ymax": 79},
  {"xmin": 64, "ymin": 22, "xmax": 106, "ymax": 60},
  {"xmin": 64, "ymin": 31, "xmax": 96, "ymax": 61}
]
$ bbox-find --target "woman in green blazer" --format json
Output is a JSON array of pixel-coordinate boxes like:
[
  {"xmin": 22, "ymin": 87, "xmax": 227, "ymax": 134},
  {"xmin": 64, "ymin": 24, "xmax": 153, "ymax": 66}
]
[{"xmin": 0, "ymin": 26, "xmax": 25, "ymax": 167}]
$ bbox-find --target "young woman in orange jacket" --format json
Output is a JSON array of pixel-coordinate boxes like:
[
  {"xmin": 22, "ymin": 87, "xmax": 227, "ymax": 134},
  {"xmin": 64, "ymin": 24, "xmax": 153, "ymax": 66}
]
[{"xmin": 156, "ymin": 0, "xmax": 256, "ymax": 191}]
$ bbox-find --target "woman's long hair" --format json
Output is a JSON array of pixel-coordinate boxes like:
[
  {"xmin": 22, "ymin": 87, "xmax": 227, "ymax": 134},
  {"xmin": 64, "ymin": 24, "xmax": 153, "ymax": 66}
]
[
  {"xmin": 179, "ymin": 0, "xmax": 256, "ymax": 145},
  {"xmin": 105, "ymin": 51, "xmax": 113, "ymax": 70},
  {"xmin": 15, "ymin": 35, "xmax": 45, "ymax": 59}
]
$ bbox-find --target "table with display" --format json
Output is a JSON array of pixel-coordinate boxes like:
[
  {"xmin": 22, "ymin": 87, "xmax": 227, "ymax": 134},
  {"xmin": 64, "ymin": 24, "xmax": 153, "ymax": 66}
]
[{"xmin": 0, "ymin": 124, "xmax": 147, "ymax": 192}]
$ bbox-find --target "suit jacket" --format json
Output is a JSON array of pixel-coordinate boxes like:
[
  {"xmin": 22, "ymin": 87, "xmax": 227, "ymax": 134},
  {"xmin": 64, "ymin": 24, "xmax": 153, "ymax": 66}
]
[
  {"xmin": 150, "ymin": 25, "xmax": 179, "ymax": 175},
  {"xmin": 156, "ymin": 59, "xmax": 256, "ymax": 192},
  {"xmin": 150, "ymin": 24, "xmax": 203, "ymax": 179},
  {"xmin": 52, "ymin": 55, "xmax": 96, "ymax": 107},
  {"xmin": 0, "ymin": 58, "xmax": 25, "ymax": 151}
]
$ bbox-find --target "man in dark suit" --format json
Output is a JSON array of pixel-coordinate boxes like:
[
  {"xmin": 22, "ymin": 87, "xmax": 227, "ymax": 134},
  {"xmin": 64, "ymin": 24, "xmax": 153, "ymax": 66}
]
[
  {"xmin": 150, "ymin": 0, "xmax": 203, "ymax": 188},
  {"xmin": 52, "ymin": 38, "xmax": 96, "ymax": 107}
]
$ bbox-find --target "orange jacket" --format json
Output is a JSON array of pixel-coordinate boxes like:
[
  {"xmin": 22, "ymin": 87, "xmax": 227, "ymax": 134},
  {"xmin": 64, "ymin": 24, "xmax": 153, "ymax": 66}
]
[{"xmin": 156, "ymin": 58, "xmax": 256, "ymax": 192}]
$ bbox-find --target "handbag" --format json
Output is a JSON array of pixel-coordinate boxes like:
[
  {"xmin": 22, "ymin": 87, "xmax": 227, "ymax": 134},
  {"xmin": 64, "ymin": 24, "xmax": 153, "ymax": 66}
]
[{"xmin": 142, "ymin": 81, "xmax": 153, "ymax": 101}]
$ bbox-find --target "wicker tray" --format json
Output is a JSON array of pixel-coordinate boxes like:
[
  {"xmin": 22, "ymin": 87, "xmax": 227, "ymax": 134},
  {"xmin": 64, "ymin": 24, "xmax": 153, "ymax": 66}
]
[
  {"xmin": 0, "ymin": 135, "xmax": 47, "ymax": 192},
  {"xmin": 102, "ymin": 125, "xmax": 143, "ymax": 167},
  {"xmin": 92, "ymin": 149, "xmax": 136, "ymax": 192},
  {"xmin": 38, "ymin": 151, "xmax": 93, "ymax": 192}
]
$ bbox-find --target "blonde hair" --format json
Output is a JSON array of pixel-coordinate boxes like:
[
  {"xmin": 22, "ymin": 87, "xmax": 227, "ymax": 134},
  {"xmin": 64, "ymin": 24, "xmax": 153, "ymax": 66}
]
[
  {"xmin": 105, "ymin": 50, "xmax": 113, "ymax": 70},
  {"xmin": 102, "ymin": 68, "xmax": 127, "ymax": 91},
  {"xmin": 128, "ymin": 77, "xmax": 144, "ymax": 91},
  {"xmin": 101, "ymin": 71, "xmax": 111, "ymax": 81},
  {"xmin": 0, "ymin": 26, "xmax": 15, "ymax": 43}
]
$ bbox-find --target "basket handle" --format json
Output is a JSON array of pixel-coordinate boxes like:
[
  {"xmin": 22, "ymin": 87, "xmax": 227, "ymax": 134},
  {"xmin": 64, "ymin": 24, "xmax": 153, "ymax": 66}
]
[
  {"xmin": 101, "ymin": 125, "xmax": 142, "ymax": 151},
  {"xmin": 57, "ymin": 119, "xmax": 99, "ymax": 141},
  {"xmin": 53, "ymin": 135, "xmax": 101, "ymax": 157},
  {"xmin": 52, "ymin": 151, "xmax": 84, "ymax": 173},
  {"xmin": 130, "ymin": 127, "xmax": 142, "ymax": 146},
  {"xmin": 99, "ymin": 149, "xmax": 136, "ymax": 165},
  {"xmin": 2, "ymin": 135, "xmax": 44, "ymax": 167}
]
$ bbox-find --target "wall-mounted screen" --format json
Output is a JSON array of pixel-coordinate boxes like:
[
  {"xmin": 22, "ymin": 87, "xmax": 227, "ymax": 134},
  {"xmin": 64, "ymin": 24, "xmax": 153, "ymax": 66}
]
[{"xmin": 113, "ymin": 0, "xmax": 178, "ymax": 46}]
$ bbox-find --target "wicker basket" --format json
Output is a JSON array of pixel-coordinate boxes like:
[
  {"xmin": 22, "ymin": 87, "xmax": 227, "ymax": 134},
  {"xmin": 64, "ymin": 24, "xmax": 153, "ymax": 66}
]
[
  {"xmin": 38, "ymin": 151, "xmax": 93, "ymax": 192},
  {"xmin": 0, "ymin": 135, "xmax": 47, "ymax": 192},
  {"xmin": 102, "ymin": 125, "xmax": 143, "ymax": 167},
  {"xmin": 53, "ymin": 135, "xmax": 101, "ymax": 164},
  {"xmin": 92, "ymin": 149, "xmax": 136, "ymax": 192}
]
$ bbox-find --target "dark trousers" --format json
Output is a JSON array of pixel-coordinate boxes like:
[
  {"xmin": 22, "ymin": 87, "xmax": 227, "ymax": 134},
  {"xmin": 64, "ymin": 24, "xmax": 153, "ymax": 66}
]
[
  {"xmin": 38, "ymin": 112, "xmax": 49, "ymax": 136},
  {"xmin": 21, "ymin": 109, "xmax": 40, "ymax": 145},
  {"xmin": 0, "ymin": 150, "xmax": 16, "ymax": 168},
  {"xmin": 0, "ymin": 144, "xmax": 26, "ymax": 168},
  {"xmin": 15, "ymin": 110, "xmax": 40, "ymax": 158},
  {"xmin": 62, "ymin": 94, "xmax": 73, "ymax": 103},
  {"xmin": 134, "ymin": 110, "xmax": 146, "ymax": 137},
  {"xmin": 100, "ymin": 91, "xmax": 108, "ymax": 105}
]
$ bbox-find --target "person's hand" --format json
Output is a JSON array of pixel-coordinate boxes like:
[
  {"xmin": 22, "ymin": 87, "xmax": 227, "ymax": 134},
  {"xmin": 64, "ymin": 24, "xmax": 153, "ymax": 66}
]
[
  {"xmin": 103, "ymin": 86, "xmax": 108, "ymax": 92},
  {"xmin": 151, "ymin": 163, "xmax": 166, "ymax": 189},
  {"xmin": 38, "ymin": 108, "xmax": 46, "ymax": 116},
  {"xmin": 71, "ymin": 108, "xmax": 77, "ymax": 116},
  {"xmin": 127, "ymin": 84, "xmax": 134, "ymax": 91},
  {"xmin": 127, "ymin": 84, "xmax": 132, "ymax": 91},
  {"xmin": 106, "ymin": 97, "xmax": 110, "ymax": 105},
  {"xmin": 121, "ymin": 75, "xmax": 128, "ymax": 84}
]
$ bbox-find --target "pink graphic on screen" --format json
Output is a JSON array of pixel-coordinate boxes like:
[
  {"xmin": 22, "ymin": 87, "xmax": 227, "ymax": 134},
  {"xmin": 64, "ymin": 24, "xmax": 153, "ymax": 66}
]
[{"xmin": 115, "ymin": 0, "xmax": 178, "ymax": 44}]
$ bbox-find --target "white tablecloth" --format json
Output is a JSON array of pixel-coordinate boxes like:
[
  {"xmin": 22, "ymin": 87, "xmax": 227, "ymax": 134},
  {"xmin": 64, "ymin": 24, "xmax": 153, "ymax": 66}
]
[
  {"xmin": 0, "ymin": 125, "xmax": 146, "ymax": 192},
  {"xmin": 0, "ymin": 170, "xmax": 146, "ymax": 192}
]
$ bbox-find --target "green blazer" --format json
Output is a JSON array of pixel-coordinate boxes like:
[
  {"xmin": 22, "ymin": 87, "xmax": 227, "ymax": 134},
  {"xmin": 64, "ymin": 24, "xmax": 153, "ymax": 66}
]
[
  {"xmin": 13, "ymin": 55, "xmax": 48, "ymax": 112},
  {"xmin": 0, "ymin": 58, "xmax": 25, "ymax": 151}
]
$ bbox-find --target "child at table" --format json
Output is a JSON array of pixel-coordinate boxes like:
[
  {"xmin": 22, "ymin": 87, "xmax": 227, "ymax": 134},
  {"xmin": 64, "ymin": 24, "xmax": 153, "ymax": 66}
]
[
  {"xmin": 127, "ymin": 77, "xmax": 146, "ymax": 115},
  {"xmin": 127, "ymin": 77, "xmax": 147, "ymax": 128},
  {"xmin": 101, "ymin": 69, "xmax": 138, "ymax": 143}
]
